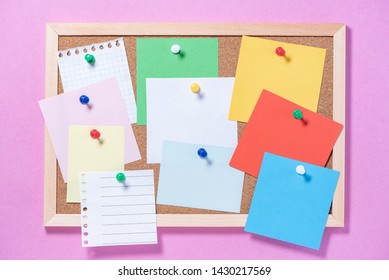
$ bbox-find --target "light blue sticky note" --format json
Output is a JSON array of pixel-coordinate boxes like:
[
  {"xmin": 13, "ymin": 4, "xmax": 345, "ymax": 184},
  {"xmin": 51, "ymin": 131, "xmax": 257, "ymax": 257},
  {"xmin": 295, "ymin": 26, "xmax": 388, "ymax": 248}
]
[
  {"xmin": 245, "ymin": 153, "xmax": 340, "ymax": 250},
  {"xmin": 157, "ymin": 141, "xmax": 245, "ymax": 213}
]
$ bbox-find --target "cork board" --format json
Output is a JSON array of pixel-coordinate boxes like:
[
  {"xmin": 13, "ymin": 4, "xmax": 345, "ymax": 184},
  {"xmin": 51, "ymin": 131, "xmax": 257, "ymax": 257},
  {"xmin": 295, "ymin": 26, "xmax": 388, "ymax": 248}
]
[{"xmin": 55, "ymin": 35, "xmax": 334, "ymax": 215}]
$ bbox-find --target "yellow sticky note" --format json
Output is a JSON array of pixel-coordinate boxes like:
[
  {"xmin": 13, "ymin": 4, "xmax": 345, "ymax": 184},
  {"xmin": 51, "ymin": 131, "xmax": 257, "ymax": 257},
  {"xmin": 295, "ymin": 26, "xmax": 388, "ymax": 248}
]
[
  {"xmin": 67, "ymin": 126, "xmax": 125, "ymax": 202},
  {"xmin": 229, "ymin": 36, "xmax": 326, "ymax": 122}
]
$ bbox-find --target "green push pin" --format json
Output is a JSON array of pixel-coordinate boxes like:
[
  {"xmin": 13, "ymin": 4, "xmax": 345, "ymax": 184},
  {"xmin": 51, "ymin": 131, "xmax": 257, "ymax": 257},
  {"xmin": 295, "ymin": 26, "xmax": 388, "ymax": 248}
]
[
  {"xmin": 116, "ymin": 172, "xmax": 126, "ymax": 183},
  {"xmin": 84, "ymin": 54, "xmax": 95, "ymax": 64},
  {"xmin": 293, "ymin": 109, "xmax": 303, "ymax": 120}
]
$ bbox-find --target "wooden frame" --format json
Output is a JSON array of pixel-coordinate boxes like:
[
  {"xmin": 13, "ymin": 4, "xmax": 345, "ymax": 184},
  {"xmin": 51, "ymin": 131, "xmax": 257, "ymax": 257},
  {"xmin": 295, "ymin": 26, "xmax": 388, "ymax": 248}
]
[{"xmin": 44, "ymin": 23, "xmax": 346, "ymax": 227}]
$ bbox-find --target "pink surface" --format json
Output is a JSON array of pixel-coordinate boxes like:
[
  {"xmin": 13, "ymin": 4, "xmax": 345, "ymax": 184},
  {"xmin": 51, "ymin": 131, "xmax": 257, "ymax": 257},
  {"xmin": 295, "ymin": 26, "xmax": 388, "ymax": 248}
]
[
  {"xmin": 0, "ymin": 0, "xmax": 388, "ymax": 259},
  {"xmin": 39, "ymin": 78, "xmax": 141, "ymax": 182}
]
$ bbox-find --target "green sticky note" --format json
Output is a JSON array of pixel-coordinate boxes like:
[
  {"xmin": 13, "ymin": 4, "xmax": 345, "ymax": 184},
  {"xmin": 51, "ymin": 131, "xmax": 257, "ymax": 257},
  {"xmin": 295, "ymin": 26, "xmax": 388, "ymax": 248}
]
[{"xmin": 136, "ymin": 38, "xmax": 219, "ymax": 125}]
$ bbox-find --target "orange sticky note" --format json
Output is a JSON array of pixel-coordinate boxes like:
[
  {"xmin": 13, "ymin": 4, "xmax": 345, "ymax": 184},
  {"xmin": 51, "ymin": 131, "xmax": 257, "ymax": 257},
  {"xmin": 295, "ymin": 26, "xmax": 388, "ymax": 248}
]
[{"xmin": 230, "ymin": 90, "xmax": 343, "ymax": 177}]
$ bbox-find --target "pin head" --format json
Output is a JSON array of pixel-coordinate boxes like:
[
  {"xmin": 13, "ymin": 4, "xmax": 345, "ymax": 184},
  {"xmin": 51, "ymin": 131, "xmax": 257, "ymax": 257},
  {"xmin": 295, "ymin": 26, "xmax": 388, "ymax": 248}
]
[
  {"xmin": 90, "ymin": 129, "xmax": 101, "ymax": 139},
  {"xmin": 116, "ymin": 172, "xmax": 126, "ymax": 183},
  {"xmin": 275, "ymin": 47, "xmax": 285, "ymax": 56},
  {"xmin": 293, "ymin": 109, "xmax": 303, "ymax": 120},
  {"xmin": 171, "ymin": 44, "xmax": 181, "ymax": 54},
  {"xmin": 190, "ymin": 83, "xmax": 200, "ymax": 93},
  {"xmin": 85, "ymin": 54, "xmax": 95, "ymax": 64},
  {"xmin": 197, "ymin": 148, "xmax": 208, "ymax": 158},
  {"xmin": 79, "ymin": 95, "xmax": 90, "ymax": 105},
  {"xmin": 296, "ymin": 165, "xmax": 306, "ymax": 175}
]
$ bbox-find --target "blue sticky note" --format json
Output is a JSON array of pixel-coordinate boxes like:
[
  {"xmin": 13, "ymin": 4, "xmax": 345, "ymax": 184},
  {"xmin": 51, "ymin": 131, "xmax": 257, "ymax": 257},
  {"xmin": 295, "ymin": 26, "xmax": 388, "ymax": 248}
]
[
  {"xmin": 157, "ymin": 141, "xmax": 245, "ymax": 213},
  {"xmin": 245, "ymin": 153, "xmax": 340, "ymax": 250}
]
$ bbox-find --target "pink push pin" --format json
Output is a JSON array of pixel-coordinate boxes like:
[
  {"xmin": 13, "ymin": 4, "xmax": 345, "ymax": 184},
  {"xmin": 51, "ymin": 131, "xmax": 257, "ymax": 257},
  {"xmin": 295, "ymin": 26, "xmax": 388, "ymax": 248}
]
[
  {"xmin": 275, "ymin": 47, "xmax": 286, "ymax": 57},
  {"xmin": 90, "ymin": 129, "xmax": 101, "ymax": 139}
]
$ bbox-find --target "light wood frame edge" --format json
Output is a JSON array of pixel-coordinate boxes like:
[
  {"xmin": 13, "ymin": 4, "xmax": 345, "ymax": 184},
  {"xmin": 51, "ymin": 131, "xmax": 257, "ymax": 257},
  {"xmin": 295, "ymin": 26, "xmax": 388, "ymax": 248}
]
[
  {"xmin": 44, "ymin": 23, "xmax": 346, "ymax": 227},
  {"xmin": 44, "ymin": 24, "xmax": 59, "ymax": 226},
  {"xmin": 330, "ymin": 25, "xmax": 346, "ymax": 227}
]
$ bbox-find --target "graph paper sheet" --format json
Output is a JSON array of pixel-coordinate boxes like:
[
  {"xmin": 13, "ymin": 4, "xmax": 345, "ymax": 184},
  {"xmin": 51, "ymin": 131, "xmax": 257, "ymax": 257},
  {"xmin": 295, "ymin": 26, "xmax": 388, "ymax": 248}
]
[
  {"xmin": 80, "ymin": 170, "xmax": 158, "ymax": 247},
  {"xmin": 57, "ymin": 38, "xmax": 137, "ymax": 123}
]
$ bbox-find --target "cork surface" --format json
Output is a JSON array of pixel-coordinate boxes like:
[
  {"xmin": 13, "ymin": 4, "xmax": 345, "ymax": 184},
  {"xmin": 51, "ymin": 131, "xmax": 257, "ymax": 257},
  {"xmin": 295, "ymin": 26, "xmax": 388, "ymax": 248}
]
[{"xmin": 56, "ymin": 36, "xmax": 333, "ymax": 215}]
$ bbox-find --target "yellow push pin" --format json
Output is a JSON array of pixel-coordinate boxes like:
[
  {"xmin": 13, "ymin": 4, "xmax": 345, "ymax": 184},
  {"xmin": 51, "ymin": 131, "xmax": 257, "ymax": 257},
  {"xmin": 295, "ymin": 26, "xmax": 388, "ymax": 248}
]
[{"xmin": 190, "ymin": 83, "xmax": 200, "ymax": 93}]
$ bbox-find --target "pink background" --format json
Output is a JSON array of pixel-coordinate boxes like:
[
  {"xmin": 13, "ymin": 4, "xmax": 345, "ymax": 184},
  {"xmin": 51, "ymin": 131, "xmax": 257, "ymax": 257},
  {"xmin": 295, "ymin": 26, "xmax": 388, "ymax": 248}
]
[{"xmin": 0, "ymin": 0, "xmax": 388, "ymax": 259}]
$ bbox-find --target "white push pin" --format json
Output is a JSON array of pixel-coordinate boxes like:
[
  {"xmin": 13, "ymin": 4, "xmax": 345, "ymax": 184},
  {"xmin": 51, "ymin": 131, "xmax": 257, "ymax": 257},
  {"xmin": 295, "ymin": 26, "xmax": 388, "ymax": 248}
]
[
  {"xmin": 171, "ymin": 44, "xmax": 181, "ymax": 54},
  {"xmin": 296, "ymin": 165, "xmax": 306, "ymax": 175}
]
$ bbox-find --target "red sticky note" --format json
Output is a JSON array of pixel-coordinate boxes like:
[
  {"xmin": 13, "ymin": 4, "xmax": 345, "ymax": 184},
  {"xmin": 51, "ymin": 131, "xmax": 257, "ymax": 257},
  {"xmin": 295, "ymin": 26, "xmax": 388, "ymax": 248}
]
[{"xmin": 230, "ymin": 90, "xmax": 343, "ymax": 177}]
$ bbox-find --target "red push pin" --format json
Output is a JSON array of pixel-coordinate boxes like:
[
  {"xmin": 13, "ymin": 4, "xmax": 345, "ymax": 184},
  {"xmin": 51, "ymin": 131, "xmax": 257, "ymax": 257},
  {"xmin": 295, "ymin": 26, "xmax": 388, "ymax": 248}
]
[
  {"xmin": 90, "ymin": 129, "xmax": 101, "ymax": 139},
  {"xmin": 275, "ymin": 47, "xmax": 286, "ymax": 57}
]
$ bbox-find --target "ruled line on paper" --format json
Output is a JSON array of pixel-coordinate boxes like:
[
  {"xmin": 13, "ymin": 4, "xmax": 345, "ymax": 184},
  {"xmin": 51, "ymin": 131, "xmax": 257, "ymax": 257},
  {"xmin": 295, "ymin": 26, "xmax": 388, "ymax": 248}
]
[
  {"xmin": 101, "ymin": 222, "xmax": 156, "ymax": 226},
  {"xmin": 100, "ymin": 194, "xmax": 154, "ymax": 198},
  {"xmin": 102, "ymin": 232, "xmax": 156, "ymax": 236},
  {"xmin": 101, "ymin": 203, "xmax": 155, "ymax": 207},
  {"xmin": 102, "ymin": 213, "xmax": 155, "ymax": 217},
  {"xmin": 100, "ymin": 175, "xmax": 154, "ymax": 179},
  {"xmin": 100, "ymin": 184, "xmax": 154, "ymax": 188}
]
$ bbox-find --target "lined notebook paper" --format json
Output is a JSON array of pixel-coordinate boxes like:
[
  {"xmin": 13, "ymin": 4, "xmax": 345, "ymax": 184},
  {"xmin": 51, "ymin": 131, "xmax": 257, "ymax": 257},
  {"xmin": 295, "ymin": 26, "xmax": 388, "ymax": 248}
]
[
  {"xmin": 57, "ymin": 38, "xmax": 137, "ymax": 123},
  {"xmin": 80, "ymin": 170, "xmax": 158, "ymax": 247}
]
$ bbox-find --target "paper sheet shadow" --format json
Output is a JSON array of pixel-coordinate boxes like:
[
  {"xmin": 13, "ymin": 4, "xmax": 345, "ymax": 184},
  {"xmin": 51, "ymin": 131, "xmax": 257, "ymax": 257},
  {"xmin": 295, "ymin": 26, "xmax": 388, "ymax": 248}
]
[{"xmin": 86, "ymin": 240, "xmax": 163, "ymax": 259}]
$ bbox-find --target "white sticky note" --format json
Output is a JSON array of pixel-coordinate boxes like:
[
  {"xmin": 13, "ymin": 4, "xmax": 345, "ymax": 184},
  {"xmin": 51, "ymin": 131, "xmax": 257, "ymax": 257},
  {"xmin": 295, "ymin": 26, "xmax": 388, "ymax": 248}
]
[
  {"xmin": 57, "ymin": 38, "xmax": 137, "ymax": 123},
  {"xmin": 157, "ymin": 141, "xmax": 245, "ymax": 213},
  {"xmin": 80, "ymin": 170, "xmax": 158, "ymax": 247},
  {"xmin": 146, "ymin": 78, "xmax": 237, "ymax": 163}
]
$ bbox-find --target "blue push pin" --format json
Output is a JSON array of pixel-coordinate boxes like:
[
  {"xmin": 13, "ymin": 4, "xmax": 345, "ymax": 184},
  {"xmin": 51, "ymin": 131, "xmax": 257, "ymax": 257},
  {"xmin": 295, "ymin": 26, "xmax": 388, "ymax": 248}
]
[
  {"xmin": 197, "ymin": 148, "xmax": 208, "ymax": 158},
  {"xmin": 79, "ymin": 95, "xmax": 90, "ymax": 105}
]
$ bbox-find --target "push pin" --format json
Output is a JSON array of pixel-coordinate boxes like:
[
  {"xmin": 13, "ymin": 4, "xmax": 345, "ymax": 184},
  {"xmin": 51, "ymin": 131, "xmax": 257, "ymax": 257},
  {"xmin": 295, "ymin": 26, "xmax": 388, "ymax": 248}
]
[
  {"xmin": 116, "ymin": 172, "xmax": 126, "ymax": 183},
  {"xmin": 90, "ymin": 129, "xmax": 101, "ymax": 140},
  {"xmin": 296, "ymin": 165, "xmax": 306, "ymax": 175},
  {"xmin": 171, "ymin": 44, "xmax": 181, "ymax": 54},
  {"xmin": 85, "ymin": 54, "xmax": 95, "ymax": 64},
  {"xmin": 293, "ymin": 109, "xmax": 303, "ymax": 120},
  {"xmin": 197, "ymin": 148, "xmax": 208, "ymax": 158},
  {"xmin": 190, "ymin": 83, "xmax": 200, "ymax": 93},
  {"xmin": 79, "ymin": 95, "xmax": 90, "ymax": 105},
  {"xmin": 275, "ymin": 47, "xmax": 286, "ymax": 57}
]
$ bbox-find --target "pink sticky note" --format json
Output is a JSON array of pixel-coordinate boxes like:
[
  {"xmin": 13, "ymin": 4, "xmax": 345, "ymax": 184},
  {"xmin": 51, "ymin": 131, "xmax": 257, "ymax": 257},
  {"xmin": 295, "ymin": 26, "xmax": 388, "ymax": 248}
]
[{"xmin": 39, "ymin": 78, "xmax": 140, "ymax": 182}]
